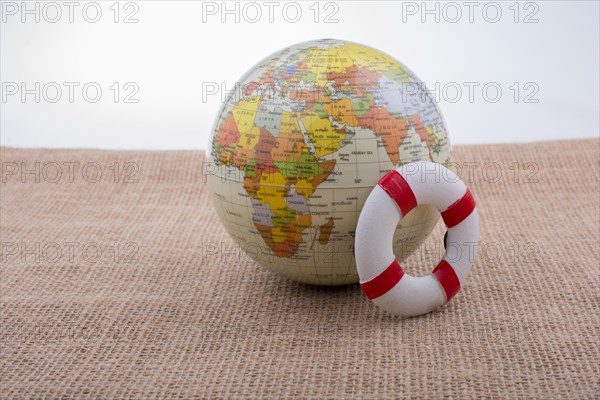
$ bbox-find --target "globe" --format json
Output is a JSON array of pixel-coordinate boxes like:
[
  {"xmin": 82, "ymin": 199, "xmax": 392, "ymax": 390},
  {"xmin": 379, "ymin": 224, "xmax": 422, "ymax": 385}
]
[{"xmin": 206, "ymin": 39, "xmax": 451, "ymax": 285}]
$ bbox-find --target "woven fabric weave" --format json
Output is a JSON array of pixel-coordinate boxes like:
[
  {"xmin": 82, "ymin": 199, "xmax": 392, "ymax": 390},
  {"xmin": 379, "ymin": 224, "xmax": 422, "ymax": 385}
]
[{"xmin": 1, "ymin": 139, "xmax": 598, "ymax": 399}]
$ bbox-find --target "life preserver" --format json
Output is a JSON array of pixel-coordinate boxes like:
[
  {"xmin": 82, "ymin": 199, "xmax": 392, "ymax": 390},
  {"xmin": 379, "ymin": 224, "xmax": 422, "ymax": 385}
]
[{"xmin": 355, "ymin": 162, "xmax": 479, "ymax": 317}]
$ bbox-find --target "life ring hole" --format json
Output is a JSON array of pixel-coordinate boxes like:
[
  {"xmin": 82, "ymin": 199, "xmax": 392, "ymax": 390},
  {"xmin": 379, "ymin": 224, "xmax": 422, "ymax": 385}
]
[{"xmin": 392, "ymin": 205, "xmax": 447, "ymax": 277}]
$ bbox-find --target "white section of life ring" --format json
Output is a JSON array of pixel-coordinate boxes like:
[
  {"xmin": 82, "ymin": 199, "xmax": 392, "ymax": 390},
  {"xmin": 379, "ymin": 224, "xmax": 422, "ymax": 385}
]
[{"xmin": 355, "ymin": 161, "xmax": 480, "ymax": 317}]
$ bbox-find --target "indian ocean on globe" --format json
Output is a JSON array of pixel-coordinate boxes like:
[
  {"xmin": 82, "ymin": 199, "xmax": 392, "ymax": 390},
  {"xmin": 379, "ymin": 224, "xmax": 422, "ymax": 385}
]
[{"xmin": 206, "ymin": 39, "xmax": 451, "ymax": 285}]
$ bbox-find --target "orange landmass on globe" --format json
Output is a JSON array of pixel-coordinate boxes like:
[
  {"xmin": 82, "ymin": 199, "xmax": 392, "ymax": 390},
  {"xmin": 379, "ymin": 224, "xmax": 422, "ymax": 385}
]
[
  {"xmin": 328, "ymin": 65, "xmax": 381, "ymax": 96},
  {"xmin": 215, "ymin": 115, "xmax": 241, "ymax": 165},
  {"xmin": 254, "ymin": 128, "xmax": 277, "ymax": 170},
  {"xmin": 358, "ymin": 106, "xmax": 409, "ymax": 166},
  {"xmin": 323, "ymin": 97, "xmax": 358, "ymax": 127},
  {"xmin": 318, "ymin": 217, "xmax": 335, "ymax": 246},
  {"xmin": 255, "ymin": 212, "xmax": 311, "ymax": 258},
  {"xmin": 217, "ymin": 114, "xmax": 240, "ymax": 148}
]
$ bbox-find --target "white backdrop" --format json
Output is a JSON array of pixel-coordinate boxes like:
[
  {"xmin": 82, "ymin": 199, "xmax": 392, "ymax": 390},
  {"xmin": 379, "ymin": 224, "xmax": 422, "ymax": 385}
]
[{"xmin": 1, "ymin": 0, "xmax": 599, "ymax": 149}]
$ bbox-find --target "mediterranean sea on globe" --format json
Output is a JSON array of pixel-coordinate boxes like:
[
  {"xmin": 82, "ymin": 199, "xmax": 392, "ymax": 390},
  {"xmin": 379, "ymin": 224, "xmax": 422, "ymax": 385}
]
[{"xmin": 206, "ymin": 39, "xmax": 451, "ymax": 286}]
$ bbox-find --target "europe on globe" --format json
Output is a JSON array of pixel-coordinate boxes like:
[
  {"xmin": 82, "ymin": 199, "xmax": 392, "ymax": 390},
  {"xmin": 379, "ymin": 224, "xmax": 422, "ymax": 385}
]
[{"xmin": 206, "ymin": 39, "xmax": 451, "ymax": 285}]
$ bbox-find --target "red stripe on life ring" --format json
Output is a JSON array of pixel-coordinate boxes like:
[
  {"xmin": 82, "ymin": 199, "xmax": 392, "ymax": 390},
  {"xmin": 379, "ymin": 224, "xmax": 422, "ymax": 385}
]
[
  {"xmin": 432, "ymin": 259, "xmax": 461, "ymax": 302},
  {"xmin": 441, "ymin": 188, "xmax": 476, "ymax": 228},
  {"xmin": 378, "ymin": 170, "xmax": 417, "ymax": 217},
  {"xmin": 360, "ymin": 259, "xmax": 405, "ymax": 300}
]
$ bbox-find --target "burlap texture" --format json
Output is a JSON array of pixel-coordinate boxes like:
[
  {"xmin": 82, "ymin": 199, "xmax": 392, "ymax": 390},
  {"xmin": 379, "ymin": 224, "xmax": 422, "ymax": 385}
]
[{"xmin": 1, "ymin": 139, "xmax": 598, "ymax": 399}]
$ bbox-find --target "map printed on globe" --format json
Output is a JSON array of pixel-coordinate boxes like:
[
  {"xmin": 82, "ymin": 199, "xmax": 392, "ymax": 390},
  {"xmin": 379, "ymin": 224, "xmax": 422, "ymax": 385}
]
[{"xmin": 207, "ymin": 39, "xmax": 451, "ymax": 285}]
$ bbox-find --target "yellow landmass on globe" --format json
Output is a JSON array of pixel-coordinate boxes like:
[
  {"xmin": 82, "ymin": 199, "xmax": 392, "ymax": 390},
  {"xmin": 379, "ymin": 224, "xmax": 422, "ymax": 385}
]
[
  {"xmin": 255, "ymin": 171, "xmax": 289, "ymax": 214},
  {"xmin": 231, "ymin": 97, "xmax": 261, "ymax": 134},
  {"xmin": 300, "ymin": 112, "xmax": 345, "ymax": 158}
]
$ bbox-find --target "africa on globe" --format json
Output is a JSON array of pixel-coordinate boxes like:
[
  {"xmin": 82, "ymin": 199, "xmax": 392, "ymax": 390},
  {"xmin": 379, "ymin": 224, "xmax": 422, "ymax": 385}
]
[{"xmin": 206, "ymin": 39, "xmax": 451, "ymax": 285}]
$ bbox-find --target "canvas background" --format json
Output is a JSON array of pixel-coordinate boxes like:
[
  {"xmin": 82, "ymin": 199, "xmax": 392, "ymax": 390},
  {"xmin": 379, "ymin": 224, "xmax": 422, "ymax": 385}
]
[{"xmin": 1, "ymin": 139, "xmax": 598, "ymax": 399}]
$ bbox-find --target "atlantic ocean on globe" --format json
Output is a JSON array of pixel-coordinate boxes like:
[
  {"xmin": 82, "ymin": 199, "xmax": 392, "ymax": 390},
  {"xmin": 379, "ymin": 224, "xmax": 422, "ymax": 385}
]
[{"xmin": 207, "ymin": 39, "xmax": 451, "ymax": 285}]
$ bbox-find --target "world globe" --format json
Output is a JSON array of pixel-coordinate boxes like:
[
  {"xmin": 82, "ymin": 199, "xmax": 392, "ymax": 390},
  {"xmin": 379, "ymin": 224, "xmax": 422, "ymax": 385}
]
[{"xmin": 206, "ymin": 39, "xmax": 451, "ymax": 285}]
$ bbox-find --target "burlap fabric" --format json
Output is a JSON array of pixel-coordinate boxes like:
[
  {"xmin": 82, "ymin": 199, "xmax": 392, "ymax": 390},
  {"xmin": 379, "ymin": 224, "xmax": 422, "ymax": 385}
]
[{"xmin": 1, "ymin": 139, "xmax": 598, "ymax": 399}]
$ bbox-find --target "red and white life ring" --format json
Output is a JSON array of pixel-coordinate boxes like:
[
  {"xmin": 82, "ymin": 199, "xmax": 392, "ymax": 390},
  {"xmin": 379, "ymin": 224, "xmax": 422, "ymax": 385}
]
[{"xmin": 355, "ymin": 162, "xmax": 479, "ymax": 317}]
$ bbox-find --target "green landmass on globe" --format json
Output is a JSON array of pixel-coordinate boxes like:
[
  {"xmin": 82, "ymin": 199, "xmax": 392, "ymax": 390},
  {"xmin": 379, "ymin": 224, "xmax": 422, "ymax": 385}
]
[{"xmin": 207, "ymin": 39, "xmax": 451, "ymax": 285}]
